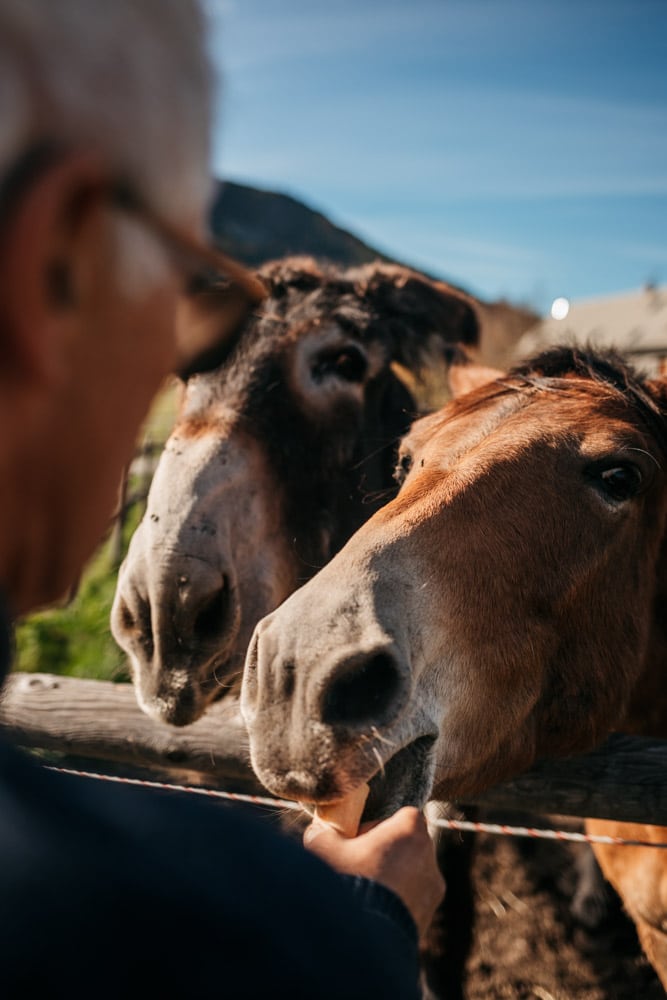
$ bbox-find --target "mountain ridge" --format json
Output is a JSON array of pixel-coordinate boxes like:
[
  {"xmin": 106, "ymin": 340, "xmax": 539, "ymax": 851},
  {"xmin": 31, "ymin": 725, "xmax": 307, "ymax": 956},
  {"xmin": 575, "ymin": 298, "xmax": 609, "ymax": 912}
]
[
  {"xmin": 209, "ymin": 178, "xmax": 539, "ymax": 364},
  {"xmin": 210, "ymin": 178, "xmax": 394, "ymax": 270}
]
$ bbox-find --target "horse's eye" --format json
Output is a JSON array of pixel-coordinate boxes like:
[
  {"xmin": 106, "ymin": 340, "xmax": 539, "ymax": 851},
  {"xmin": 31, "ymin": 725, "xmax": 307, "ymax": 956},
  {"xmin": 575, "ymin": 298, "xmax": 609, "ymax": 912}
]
[
  {"xmin": 597, "ymin": 464, "xmax": 643, "ymax": 502},
  {"xmin": 394, "ymin": 452, "xmax": 413, "ymax": 485},
  {"xmin": 312, "ymin": 346, "xmax": 368, "ymax": 384}
]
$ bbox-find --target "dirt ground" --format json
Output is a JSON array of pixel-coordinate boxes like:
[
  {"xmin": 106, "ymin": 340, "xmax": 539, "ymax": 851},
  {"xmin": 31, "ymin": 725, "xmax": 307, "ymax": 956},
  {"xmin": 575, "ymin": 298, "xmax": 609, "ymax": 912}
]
[{"xmin": 462, "ymin": 813, "xmax": 664, "ymax": 1000}]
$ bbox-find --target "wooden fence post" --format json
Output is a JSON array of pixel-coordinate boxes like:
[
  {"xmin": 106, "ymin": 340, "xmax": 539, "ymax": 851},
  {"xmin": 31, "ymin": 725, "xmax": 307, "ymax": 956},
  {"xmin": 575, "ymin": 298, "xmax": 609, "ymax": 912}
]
[{"xmin": 3, "ymin": 672, "xmax": 667, "ymax": 824}]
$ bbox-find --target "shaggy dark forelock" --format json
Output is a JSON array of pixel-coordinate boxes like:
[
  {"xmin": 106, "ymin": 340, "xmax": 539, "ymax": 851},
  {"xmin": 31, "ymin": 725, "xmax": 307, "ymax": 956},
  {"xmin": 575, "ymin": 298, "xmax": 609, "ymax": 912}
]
[
  {"xmin": 510, "ymin": 345, "xmax": 667, "ymax": 457},
  {"xmin": 512, "ymin": 344, "xmax": 644, "ymax": 392}
]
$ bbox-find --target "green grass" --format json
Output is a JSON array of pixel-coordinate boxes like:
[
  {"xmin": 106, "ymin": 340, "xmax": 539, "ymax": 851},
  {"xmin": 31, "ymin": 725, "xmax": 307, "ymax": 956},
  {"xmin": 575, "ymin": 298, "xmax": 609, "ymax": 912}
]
[{"xmin": 13, "ymin": 383, "xmax": 178, "ymax": 681}]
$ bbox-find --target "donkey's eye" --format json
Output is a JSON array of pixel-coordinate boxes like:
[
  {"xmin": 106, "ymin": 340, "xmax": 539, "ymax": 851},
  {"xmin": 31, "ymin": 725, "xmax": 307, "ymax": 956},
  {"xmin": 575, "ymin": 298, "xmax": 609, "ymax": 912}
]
[
  {"xmin": 312, "ymin": 345, "xmax": 368, "ymax": 384},
  {"xmin": 596, "ymin": 464, "xmax": 643, "ymax": 503},
  {"xmin": 394, "ymin": 452, "xmax": 413, "ymax": 485}
]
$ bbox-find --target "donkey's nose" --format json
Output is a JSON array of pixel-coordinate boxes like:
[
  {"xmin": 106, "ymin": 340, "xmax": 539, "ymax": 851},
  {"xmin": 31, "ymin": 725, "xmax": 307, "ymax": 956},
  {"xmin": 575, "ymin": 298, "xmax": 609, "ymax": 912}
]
[
  {"xmin": 155, "ymin": 568, "xmax": 231, "ymax": 652},
  {"xmin": 320, "ymin": 649, "xmax": 406, "ymax": 729},
  {"xmin": 113, "ymin": 564, "xmax": 230, "ymax": 664}
]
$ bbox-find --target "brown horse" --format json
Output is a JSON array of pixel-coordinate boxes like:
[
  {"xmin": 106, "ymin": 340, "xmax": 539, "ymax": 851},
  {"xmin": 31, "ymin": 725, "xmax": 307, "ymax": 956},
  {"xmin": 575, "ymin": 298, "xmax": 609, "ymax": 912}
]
[
  {"xmin": 111, "ymin": 256, "xmax": 478, "ymax": 726},
  {"xmin": 241, "ymin": 346, "xmax": 667, "ymax": 988}
]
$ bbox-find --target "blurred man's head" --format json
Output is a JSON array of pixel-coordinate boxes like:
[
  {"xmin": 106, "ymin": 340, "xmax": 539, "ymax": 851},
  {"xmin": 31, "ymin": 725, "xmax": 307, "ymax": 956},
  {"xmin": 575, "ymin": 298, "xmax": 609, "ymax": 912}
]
[
  {"xmin": 0, "ymin": 0, "xmax": 213, "ymax": 615},
  {"xmin": 0, "ymin": 0, "xmax": 212, "ymax": 222}
]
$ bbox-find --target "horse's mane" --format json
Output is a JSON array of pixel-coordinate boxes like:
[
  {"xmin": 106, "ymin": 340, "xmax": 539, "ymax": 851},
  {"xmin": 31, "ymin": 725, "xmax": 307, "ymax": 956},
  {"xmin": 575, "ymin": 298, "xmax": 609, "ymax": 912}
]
[
  {"xmin": 511, "ymin": 345, "xmax": 643, "ymax": 395},
  {"xmin": 508, "ymin": 345, "xmax": 667, "ymax": 456}
]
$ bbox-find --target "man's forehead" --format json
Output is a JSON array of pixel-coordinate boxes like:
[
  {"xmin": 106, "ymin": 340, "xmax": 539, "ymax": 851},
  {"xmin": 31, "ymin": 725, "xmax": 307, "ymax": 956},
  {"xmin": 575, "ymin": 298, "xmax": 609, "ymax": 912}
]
[{"xmin": 0, "ymin": 0, "xmax": 212, "ymax": 227}]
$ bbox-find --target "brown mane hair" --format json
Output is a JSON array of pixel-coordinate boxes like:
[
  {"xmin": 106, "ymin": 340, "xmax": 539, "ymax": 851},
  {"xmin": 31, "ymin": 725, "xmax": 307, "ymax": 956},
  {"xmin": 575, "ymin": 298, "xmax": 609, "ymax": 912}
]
[{"xmin": 510, "ymin": 345, "xmax": 667, "ymax": 456}]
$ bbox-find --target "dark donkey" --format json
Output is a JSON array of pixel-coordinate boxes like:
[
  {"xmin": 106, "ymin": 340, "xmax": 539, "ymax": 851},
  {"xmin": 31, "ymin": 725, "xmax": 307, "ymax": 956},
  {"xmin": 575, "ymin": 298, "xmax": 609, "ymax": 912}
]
[
  {"xmin": 111, "ymin": 256, "xmax": 478, "ymax": 727},
  {"xmin": 243, "ymin": 346, "xmax": 667, "ymax": 993}
]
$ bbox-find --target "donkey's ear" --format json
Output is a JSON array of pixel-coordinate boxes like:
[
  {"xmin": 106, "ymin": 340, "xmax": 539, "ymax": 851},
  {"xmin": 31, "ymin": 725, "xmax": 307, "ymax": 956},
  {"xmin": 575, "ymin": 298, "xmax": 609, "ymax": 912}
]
[
  {"xmin": 175, "ymin": 280, "xmax": 251, "ymax": 380},
  {"xmin": 257, "ymin": 256, "xmax": 323, "ymax": 298},
  {"xmin": 352, "ymin": 264, "xmax": 480, "ymax": 373},
  {"xmin": 448, "ymin": 351, "xmax": 505, "ymax": 397}
]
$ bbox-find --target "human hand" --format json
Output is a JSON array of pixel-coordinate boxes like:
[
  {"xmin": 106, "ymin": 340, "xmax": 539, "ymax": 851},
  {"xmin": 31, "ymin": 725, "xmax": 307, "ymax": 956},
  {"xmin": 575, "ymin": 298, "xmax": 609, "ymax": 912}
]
[{"xmin": 303, "ymin": 806, "xmax": 445, "ymax": 937}]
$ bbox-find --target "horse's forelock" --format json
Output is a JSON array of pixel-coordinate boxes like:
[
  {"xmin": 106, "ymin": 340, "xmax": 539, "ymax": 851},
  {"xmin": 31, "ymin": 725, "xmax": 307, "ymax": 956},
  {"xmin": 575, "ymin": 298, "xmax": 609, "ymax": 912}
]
[
  {"xmin": 508, "ymin": 346, "xmax": 667, "ymax": 457},
  {"xmin": 511, "ymin": 344, "xmax": 639, "ymax": 390}
]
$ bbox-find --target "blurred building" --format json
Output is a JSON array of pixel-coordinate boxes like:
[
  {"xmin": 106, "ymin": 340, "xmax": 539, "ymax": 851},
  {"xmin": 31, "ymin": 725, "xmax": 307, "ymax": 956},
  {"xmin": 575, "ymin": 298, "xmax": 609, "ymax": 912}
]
[{"xmin": 515, "ymin": 284, "xmax": 667, "ymax": 377}]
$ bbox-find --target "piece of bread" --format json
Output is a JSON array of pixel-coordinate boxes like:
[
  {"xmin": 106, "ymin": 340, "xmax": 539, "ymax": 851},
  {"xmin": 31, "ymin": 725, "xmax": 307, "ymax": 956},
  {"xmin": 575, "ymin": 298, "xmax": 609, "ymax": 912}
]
[{"xmin": 314, "ymin": 783, "xmax": 370, "ymax": 837}]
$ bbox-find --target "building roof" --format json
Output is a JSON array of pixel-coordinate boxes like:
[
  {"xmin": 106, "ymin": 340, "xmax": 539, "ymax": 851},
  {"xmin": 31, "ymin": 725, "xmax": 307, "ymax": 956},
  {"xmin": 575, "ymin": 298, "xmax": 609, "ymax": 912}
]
[{"xmin": 516, "ymin": 285, "xmax": 667, "ymax": 367}]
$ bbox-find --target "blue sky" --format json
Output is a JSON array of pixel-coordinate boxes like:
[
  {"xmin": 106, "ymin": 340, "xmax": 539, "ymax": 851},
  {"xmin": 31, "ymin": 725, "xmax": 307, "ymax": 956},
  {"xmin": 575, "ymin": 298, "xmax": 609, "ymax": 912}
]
[{"xmin": 203, "ymin": 0, "xmax": 667, "ymax": 313}]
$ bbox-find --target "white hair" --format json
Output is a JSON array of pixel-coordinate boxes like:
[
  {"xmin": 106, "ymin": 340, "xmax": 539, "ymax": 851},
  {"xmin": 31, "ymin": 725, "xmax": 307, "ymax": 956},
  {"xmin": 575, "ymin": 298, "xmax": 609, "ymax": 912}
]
[{"xmin": 0, "ymin": 0, "xmax": 215, "ymax": 294}]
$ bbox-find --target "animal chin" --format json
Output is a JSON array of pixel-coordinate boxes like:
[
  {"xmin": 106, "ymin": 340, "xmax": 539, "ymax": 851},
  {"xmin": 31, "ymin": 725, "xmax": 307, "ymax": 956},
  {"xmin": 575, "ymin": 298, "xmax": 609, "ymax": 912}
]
[
  {"xmin": 363, "ymin": 734, "xmax": 437, "ymax": 822},
  {"xmin": 140, "ymin": 690, "xmax": 203, "ymax": 727}
]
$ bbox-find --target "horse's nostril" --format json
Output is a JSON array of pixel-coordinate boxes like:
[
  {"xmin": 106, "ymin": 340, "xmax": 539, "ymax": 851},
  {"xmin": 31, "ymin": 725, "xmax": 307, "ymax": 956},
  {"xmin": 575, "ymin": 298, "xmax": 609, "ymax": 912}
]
[
  {"xmin": 321, "ymin": 652, "xmax": 402, "ymax": 728},
  {"xmin": 193, "ymin": 584, "xmax": 228, "ymax": 643}
]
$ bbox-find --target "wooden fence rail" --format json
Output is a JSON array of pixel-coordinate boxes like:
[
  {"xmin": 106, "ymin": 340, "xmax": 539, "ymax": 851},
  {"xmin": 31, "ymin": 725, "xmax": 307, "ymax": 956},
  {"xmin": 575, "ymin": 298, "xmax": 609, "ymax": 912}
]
[{"xmin": 2, "ymin": 671, "xmax": 667, "ymax": 826}]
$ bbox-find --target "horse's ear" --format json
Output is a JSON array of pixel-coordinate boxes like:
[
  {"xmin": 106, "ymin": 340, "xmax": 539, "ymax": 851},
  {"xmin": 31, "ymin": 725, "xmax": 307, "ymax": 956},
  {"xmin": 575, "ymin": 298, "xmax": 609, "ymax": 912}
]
[
  {"xmin": 448, "ymin": 351, "xmax": 504, "ymax": 397},
  {"xmin": 351, "ymin": 263, "xmax": 480, "ymax": 374},
  {"xmin": 646, "ymin": 375, "xmax": 667, "ymax": 414}
]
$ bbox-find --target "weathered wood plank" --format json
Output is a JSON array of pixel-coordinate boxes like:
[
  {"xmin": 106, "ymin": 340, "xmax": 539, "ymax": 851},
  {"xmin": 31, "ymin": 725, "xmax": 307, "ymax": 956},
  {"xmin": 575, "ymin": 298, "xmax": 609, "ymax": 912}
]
[
  {"xmin": 2, "ymin": 672, "xmax": 667, "ymax": 825},
  {"xmin": 467, "ymin": 733, "xmax": 667, "ymax": 825},
  {"xmin": 0, "ymin": 672, "xmax": 256, "ymax": 790}
]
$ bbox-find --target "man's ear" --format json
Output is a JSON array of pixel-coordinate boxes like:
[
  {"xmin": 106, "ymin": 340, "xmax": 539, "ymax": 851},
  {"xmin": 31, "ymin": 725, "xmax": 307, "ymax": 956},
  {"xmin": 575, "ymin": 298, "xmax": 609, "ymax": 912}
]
[
  {"xmin": 447, "ymin": 350, "xmax": 504, "ymax": 397},
  {"xmin": 0, "ymin": 150, "xmax": 107, "ymax": 387}
]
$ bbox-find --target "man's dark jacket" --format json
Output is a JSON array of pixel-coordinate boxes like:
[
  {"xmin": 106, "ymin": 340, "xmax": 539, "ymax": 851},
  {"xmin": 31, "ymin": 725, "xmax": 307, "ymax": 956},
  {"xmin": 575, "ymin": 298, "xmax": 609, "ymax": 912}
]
[{"xmin": 0, "ymin": 601, "xmax": 420, "ymax": 998}]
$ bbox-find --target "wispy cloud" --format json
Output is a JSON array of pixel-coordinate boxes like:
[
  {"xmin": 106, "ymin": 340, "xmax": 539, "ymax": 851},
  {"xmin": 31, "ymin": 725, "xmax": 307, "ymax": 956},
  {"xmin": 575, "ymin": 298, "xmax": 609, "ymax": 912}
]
[
  {"xmin": 216, "ymin": 80, "xmax": 667, "ymax": 201},
  {"xmin": 610, "ymin": 241, "xmax": 667, "ymax": 264},
  {"xmin": 207, "ymin": 0, "xmax": 667, "ymax": 306}
]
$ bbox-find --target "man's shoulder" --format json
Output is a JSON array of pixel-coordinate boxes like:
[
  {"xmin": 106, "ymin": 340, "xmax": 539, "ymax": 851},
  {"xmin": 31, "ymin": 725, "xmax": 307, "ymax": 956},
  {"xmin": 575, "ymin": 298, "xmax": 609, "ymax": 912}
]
[
  {"xmin": 0, "ymin": 740, "xmax": 420, "ymax": 999},
  {"xmin": 0, "ymin": 738, "xmax": 300, "ymax": 873},
  {"xmin": 0, "ymin": 738, "xmax": 352, "ymax": 922}
]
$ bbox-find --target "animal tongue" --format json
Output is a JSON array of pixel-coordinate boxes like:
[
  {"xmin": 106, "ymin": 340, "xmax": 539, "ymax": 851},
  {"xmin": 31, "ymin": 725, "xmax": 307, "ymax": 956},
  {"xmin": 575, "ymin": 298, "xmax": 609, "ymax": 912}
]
[{"xmin": 314, "ymin": 783, "xmax": 370, "ymax": 837}]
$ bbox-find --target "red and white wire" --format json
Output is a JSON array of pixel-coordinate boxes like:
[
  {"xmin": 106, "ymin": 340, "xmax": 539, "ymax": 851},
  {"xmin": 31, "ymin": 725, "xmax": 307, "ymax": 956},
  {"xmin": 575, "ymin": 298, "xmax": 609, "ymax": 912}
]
[{"xmin": 45, "ymin": 765, "xmax": 667, "ymax": 850}]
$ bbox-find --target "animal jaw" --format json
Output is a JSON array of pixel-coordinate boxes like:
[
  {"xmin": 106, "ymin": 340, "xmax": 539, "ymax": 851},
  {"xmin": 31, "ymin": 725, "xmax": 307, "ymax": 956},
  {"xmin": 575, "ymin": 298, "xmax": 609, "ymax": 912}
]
[
  {"xmin": 130, "ymin": 644, "xmax": 246, "ymax": 727},
  {"xmin": 363, "ymin": 733, "xmax": 438, "ymax": 820}
]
